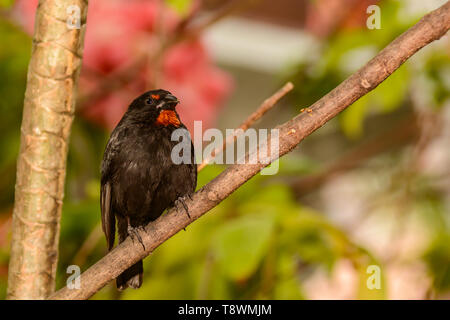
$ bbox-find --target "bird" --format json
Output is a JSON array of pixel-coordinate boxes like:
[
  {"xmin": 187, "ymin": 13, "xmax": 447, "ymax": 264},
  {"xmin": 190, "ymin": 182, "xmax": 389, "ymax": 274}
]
[{"xmin": 100, "ymin": 89, "xmax": 197, "ymax": 290}]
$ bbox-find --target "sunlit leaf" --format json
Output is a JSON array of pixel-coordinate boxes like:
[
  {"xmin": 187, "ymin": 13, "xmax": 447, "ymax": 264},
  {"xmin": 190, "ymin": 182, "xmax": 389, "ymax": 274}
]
[
  {"xmin": 340, "ymin": 97, "xmax": 368, "ymax": 139},
  {"xmin": 373, "ymin": 65, "xmax": 409, "ymax": 112},
  {"xmin": 0, "ymin": 0, "xmax": 14, "ymax": 8},
  {"xmin": 165, "ymin": 0, "xmax": 192, "ymax": 16},
  {"xmin": 213, "ymin": 215, "xmax": 275, "ymax": 281},
  {"xmin": 424, "ymin": 234, "xmax": 450, "ymax": 293},
  {"xmin": 274, "ymin": 278, "xmax": 304, "ymax": 300}
]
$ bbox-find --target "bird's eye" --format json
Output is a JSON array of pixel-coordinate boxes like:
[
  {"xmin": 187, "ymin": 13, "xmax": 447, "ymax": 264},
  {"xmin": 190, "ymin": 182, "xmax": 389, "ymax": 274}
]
[{"xmin": 145, "ymin": 98, "xmax": 153, "ymax": 105}]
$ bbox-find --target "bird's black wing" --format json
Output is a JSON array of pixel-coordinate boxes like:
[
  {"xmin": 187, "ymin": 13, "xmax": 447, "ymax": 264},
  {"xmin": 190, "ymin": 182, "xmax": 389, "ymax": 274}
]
[
  {"xmin": 100, "ymin": 181, "xmax": 115, "ymax": 250},
  {"xmin": 100, "ymin": 128, "xmax": 123, "ymax": 251}
]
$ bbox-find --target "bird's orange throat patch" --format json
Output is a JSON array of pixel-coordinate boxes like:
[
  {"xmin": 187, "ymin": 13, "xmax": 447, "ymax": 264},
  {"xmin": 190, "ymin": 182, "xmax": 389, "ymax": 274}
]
[{"xmin": 155, "ymin": 110, "xmax": 181, "ymax": 127}]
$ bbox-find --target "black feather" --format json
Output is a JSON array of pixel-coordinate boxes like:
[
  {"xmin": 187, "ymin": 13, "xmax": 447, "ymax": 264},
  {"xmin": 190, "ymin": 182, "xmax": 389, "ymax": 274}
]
[{"xmin": 100, "ymin": 182, "xmax": 114, "ymax": 250}]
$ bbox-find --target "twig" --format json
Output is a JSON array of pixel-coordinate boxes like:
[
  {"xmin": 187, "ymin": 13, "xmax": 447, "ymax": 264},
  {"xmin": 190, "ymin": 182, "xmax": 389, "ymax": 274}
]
[
  {"xmin": 197, "ymin": 82, "xmax": 294, "ymax": 171},
  {"xmin": 49, "ymin": 2, "xmax": 450, "ymax": 300},
  {"xmin": 72, "ymin": 223, "xmax": 103, "ymax": 267},
  {"xmin": 163, "ymin": 0, "xmax": 261, "ymax": 51}
]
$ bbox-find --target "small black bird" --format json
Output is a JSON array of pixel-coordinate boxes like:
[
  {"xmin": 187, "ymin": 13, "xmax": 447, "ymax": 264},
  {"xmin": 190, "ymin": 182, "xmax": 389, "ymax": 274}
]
[{"xmin": 100, "ymin": 89, "xmax": 197, "ymax": 290}]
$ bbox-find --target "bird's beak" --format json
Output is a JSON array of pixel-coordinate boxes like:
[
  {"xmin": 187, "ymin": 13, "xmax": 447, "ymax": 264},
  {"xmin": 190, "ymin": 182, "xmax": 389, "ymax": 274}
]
[{"xmin": 165, "ymin": 94, "xmax": 180, "ymax": 109}]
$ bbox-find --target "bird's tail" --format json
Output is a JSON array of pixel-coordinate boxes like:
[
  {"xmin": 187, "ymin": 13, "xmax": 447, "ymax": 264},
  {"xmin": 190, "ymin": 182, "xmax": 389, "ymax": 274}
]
[{"xmin": 116, "ymin": 260, "xmax": 143, "ymax": 290}]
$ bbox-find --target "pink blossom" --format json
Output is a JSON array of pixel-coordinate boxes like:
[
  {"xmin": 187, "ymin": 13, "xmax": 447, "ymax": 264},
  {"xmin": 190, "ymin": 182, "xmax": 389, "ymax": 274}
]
[{"xmin": 14, "ymin": 0, "xmax": 233, "ymax": 133}]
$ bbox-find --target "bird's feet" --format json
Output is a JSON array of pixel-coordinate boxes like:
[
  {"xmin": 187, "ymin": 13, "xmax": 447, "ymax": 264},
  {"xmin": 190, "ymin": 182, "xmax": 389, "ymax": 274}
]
[
  {"xmin": 128, "ymin": 225, "xmax": 146, "ymax": 251},
  {"xmin": 174, "ymin": 194, "xmax": 192, "ymax": 219}
]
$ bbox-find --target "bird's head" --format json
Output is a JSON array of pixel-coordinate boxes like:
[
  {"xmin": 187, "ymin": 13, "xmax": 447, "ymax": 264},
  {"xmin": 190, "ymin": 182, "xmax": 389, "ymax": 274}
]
[{"xmin": 128, "ymin": 89, "xmax": 181, "ymax": 127}]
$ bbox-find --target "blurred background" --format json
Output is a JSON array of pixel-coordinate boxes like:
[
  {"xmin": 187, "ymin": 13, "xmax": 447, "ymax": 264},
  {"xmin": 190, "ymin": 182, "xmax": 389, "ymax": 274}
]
[{"xmin": 0, "ymin": 0, "xmax": 449, "ymax": 299}]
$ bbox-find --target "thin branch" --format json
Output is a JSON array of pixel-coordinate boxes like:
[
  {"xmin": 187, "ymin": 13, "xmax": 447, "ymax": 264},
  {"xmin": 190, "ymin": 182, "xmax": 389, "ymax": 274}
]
[
  {"xmin": 72, "ymin": 223, "xmax": 103, "ymax": 267},
  {"xmin": 198, "ymin": 82, "xmax": 294, "ymax": 171},
  {"xmin": 162, "ymin": 0, "xmax": 262, "ymax": 51},
  {"xmin": 49, "ymin": 1, "xmax": 450, "ymax": 300},
  {"xmin": 151, "ymin": 0, "xmax": 263, "ymax": 78}
]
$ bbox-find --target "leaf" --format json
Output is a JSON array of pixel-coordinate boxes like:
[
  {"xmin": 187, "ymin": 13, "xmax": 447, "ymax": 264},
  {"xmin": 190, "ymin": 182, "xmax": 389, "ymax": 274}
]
[
  {"xmin": 293, "ymin": 228, "xmax": 336, "ymax": 270},
  {"xmin": 280, "ymin": 210, "xmax": 358, "ymax": 270},
  {"xmin": 339, "ymin": 97, "xmax": 368, "ymax": 139},
  {"xmin": 339, "ymin": 64, "xmax": 409, "ymax": 139},
  {"xmin": 373, "ymin": 65, "xmax": 409, "ymax": 112},
  {"xmin": 423, "ymin": 234, "xmax": 450, "ymax": 292},
  {"xmin": 273, "ymin": 278, "xmax": 304, "ymax": 300},
  {"xmin": 196, "ymin": 164, "xmax": 225, "ymax": 190},
  {"xmin": 0, "ymin": 0, "xmax": 14, "ymax": 8},
  {"xmin": 213, "ymin": 215, "xmax": 275, "ymax": 281},
  {"xmin": 277, "ymin": 156, "xmax": 320, "ymax": 175},
  {"xmin": 0, "ymin": 280, "xmax": 6, "ymax": 300},
  {"xmin": 242, "ymin": 183, "xmax": 295, "ymax": 208},
  {"xmin": 121, "ymin": 269, "xmax": 197, "ymax": 300},
  {"xmin": 273, "ymin": 252, "xmax": 304, "ymax": 299},
  {"xmin": 165, "ymin": 0, "xmax": 192, "ymax": 16}
]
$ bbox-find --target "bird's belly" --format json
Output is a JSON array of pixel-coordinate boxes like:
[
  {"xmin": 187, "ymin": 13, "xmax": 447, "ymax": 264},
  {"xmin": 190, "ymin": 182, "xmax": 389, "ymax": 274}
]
[
  {"xmin": 148, "ymin": 163, "xmax": 196, "ymax": 220},
  {"xmin": 112, "ymin": 161, "xmax": 195, "ymax": 223},
  {"xmin": 112, "ymin": 172, "xmax": 155, "ymax": 220}
]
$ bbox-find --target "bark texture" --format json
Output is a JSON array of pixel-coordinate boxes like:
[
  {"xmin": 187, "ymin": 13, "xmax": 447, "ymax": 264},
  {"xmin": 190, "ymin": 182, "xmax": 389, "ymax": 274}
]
[{"xmin": 7, "ymin": 0, "xmax": 88, "ymax": 299}]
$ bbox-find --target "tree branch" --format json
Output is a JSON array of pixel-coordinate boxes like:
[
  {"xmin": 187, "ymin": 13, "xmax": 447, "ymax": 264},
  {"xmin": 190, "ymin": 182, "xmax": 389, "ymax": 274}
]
[
  {"xmin": 7, "ymin": 0, "xmax": 88, "ymax": 299},
  {"xmin": 49, "ymin": 1, "xmax": 450, "ymax": 300},
  {"xmin": 198, "ymin": 82, "xmax": 294, "ymax": 171}
]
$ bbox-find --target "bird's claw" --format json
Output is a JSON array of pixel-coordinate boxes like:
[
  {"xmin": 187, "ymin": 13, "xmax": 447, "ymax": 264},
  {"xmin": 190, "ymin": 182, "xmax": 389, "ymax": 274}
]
[
  {"xmin": 175, "ymin": 195, "xmax": 191, "ymax": 219},
  {"xmin": 128, "ymin": 225, "xmax": 146, "ymax": 251}
]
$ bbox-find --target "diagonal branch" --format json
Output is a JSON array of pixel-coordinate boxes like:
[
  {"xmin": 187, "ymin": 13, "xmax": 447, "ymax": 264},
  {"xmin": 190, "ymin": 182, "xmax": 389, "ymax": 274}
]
[
  {"xmin": 198, "ymin": 82, "xmax": 294, "ymax": 171},
  {"xmin": 49, "ymin": 1, "xmax": 450, "ymax": 300}
]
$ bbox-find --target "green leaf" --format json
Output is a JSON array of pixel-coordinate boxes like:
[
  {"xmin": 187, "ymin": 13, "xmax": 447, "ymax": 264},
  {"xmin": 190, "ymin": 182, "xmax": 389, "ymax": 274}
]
[
  {"xmin": 213, "ymin": 214, "xmax": 275, "ymax": 281},
  {"xmin": 121, "ymin": 267, "xmax": 198, "ymax": 300},
  {"xmin": 243, "ymin": 183, "xmax": 294, "ymax": 207},
  {"xmin": 373, "ymin": 65, "xmax": 409, "ymax": 112},
  {"xmin": 339, "ymin": 97, "xmax": 368, "ymax": 139},
  {"xmin": 196, "ymin": 164, "xmax": 224, "ymax": 190},
  {"xmin": 0, "ymin": 0, "xmax": 14, "ymax": 8},
  {"xmin": 423, "ymin": 234, "xmax": 450, "ymax": 292},
  {"xmin": 273, "ymin": 252, "xmax": 304, "ymax": 299},
  {"xmin": 0, "ymin": 279, "xmax": 6, "ymax": 300},
  {"xmin": 277, "ymin": 155, "xmax": 320, "ymax": 175},
  {"xmin": 165, "ymin": 0, "xmax": 192, "ymax": 16},
  {"xmin": 339, "ymin": 65, "xmax": 409, "ymax": 139},
  {"xmin": 280, "ymin": 209, "xmax": 358, "ymax": 270},
  {"xmin": 273, "ymin": 278, "xmax": 304, "ymax": 300}
]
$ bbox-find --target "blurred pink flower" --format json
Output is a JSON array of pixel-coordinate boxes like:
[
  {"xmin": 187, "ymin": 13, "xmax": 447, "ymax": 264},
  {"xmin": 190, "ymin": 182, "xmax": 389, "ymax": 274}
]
[{"xmin": 14, "ymin": 0, "xmax": 233, "ymax": 133}]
